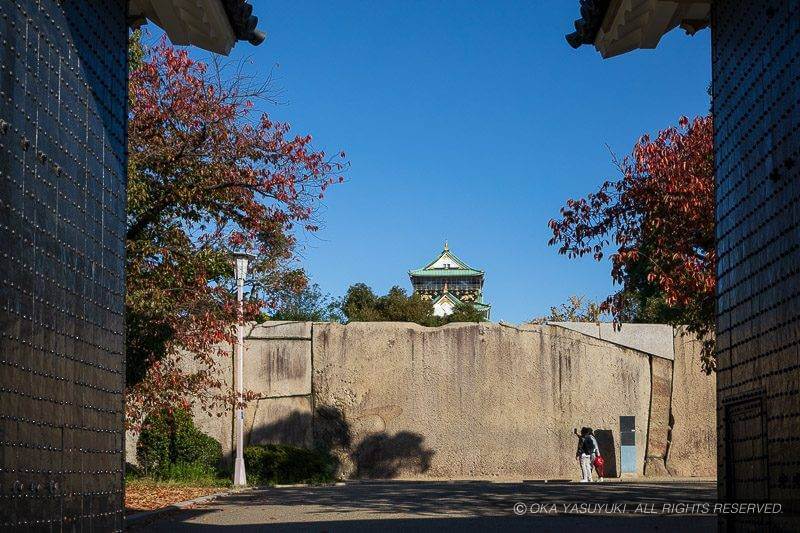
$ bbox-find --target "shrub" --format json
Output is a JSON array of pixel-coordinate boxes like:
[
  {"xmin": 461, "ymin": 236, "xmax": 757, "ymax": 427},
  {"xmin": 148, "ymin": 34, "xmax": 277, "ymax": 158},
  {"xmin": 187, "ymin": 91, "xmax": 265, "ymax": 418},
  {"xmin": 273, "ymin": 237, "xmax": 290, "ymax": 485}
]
[
  {"xmin": 244, "ymin": 444, "xmax": 336, "ymax": 485},
  {"xmin": 174, "ymin": 420, "xmax": 223, "ymax": 467},
  {"xmin": 136, "ymin": 410, "xmax": 172, "ymax": 475},
  {"xmin": 125, "ymin": 462, "xmax": 143, "ymax": 483},
  {"xmin": 137, "ymin": 408, "xmax": 222, "ymax": 478}
]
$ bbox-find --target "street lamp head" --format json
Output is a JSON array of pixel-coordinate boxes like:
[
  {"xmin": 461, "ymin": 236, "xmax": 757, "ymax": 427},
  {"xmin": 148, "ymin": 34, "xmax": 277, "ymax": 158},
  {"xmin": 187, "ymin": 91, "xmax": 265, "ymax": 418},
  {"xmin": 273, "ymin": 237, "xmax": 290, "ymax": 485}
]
[{"xmin": 232, "ymin": 251, "xmax": 256, "ymax": 282}]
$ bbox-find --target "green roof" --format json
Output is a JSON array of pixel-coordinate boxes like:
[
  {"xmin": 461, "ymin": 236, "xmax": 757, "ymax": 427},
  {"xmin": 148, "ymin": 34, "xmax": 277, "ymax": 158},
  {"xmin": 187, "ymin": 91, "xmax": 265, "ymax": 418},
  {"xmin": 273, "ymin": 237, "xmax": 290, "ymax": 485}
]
[
  {"xmin": 409, "ymin": 244, "xmax": 484, "ymax": 277},
  {"xmin": 409, "ymin": 268, "xmax": 483, "ymax": 277},
  {"xmin": 433, "ymin": 292, "xmax": 491, "ymax": 311},
  {"xmin": 434, "ymin": 292, "xmax": 490, "ymax": 310},
  {"xmin": 434, "ymin": 292, "xmax": 463, "ymax": 306}
]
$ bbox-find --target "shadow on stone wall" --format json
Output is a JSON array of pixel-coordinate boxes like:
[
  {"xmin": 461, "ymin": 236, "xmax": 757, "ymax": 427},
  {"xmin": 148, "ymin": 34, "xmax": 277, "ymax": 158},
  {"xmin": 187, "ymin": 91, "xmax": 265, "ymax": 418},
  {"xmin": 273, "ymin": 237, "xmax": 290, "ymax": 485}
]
[
  {"xmin": 351, "ymin": 432, "xmax": 434, "ymax": 478},
  {"xmin": 250, "ymin": 404, "xmax": 435, "ymax": 479},
  {"xmin": 594, "ymin": 429, "xmax": 617, "ymax": 478},
  {"xmin": 250, "ymin": 409, "xmax": 314, "ymax": 448}
]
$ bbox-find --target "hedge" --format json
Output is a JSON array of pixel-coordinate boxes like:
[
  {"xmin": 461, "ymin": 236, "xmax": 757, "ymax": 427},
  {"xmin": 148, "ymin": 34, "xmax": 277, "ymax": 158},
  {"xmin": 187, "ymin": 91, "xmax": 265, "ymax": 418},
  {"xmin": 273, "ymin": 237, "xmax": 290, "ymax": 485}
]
[
  {"xmin": 136, "ymin": 408, "xmax": 222, "ymax": 478},
  {"xmin": 244, "ymin": 444, "xmax": 336, "ymax": 485}
]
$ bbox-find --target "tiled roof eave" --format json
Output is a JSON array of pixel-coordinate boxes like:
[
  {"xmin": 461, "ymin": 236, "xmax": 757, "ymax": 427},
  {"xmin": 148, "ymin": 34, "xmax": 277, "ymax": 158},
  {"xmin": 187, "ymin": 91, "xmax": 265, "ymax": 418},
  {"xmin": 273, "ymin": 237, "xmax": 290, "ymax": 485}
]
[
  {"xmin": 409, "ymin": 269, "xmax": 484, "ymax": 277},
  {"xmin": 432, "ymin": 292, "xmax": 462, "ymax": 306},
  {"xmin": 565, "ymin": 0, "xmax": 611, "ymax": 49}
]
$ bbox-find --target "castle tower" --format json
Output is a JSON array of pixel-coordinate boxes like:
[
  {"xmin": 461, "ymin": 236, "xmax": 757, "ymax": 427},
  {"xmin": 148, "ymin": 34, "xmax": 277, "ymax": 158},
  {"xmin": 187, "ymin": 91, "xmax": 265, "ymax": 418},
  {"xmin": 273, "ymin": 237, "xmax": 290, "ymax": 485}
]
[{"xmin": 409, "ymin": 242, "xmax": 491, "ymax": 319}]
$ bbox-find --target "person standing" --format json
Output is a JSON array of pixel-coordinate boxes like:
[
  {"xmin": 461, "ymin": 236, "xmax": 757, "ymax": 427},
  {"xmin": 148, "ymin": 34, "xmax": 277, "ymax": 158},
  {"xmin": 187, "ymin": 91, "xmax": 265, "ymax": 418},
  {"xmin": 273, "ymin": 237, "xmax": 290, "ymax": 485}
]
[
  {"xmin": 576, "ymin": 427, "xmax": 600, "ymax": 482},
  {"xmin": 586, "ymin": 428, "xmax": 603, "ymax": 482}
]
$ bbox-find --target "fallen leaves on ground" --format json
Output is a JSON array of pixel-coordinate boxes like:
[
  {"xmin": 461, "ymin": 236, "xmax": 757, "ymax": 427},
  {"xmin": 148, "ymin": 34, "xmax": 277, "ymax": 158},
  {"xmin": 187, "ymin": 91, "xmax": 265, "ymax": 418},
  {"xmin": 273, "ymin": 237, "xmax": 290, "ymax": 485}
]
[{"xmin": 126, "ymin": 480, "xmax": 227, "ymax": 513}]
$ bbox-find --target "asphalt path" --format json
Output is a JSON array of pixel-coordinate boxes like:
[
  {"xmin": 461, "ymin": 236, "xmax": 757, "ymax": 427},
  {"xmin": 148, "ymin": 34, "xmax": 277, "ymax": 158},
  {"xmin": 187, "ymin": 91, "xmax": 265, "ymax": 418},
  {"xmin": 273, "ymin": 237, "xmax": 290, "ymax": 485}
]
[{"xmin": 131, "ymin": 479, "xmax": 719, "ymax": 532}]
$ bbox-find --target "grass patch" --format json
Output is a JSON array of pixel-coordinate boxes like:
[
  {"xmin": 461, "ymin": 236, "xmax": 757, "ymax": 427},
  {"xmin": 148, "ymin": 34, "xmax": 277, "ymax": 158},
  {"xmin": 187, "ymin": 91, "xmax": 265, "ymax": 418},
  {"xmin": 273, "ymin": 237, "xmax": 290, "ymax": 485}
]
[{"xmin": 126, "ymin": 462, "xmax": 230, "ymax": 487}]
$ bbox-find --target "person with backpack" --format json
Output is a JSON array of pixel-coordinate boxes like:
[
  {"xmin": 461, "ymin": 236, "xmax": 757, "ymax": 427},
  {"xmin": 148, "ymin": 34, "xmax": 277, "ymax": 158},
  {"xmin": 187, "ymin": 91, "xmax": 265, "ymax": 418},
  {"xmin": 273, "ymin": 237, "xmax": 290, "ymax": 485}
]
[{"xmin": 575, "ymin": 427, "xmax": 601, "ymax": 482}]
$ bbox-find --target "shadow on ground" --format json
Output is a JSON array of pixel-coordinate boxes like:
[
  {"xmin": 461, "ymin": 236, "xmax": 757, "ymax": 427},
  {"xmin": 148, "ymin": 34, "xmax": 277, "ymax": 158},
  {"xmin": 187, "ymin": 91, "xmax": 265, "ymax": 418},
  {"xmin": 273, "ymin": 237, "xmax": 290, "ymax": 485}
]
[
  {"xmin": 130, "ymin": 479, "xmax": 718, "ymax": 532},
  {"xmin": 135, "ymin": 513, "xmax": 716, "ymax": 532}
]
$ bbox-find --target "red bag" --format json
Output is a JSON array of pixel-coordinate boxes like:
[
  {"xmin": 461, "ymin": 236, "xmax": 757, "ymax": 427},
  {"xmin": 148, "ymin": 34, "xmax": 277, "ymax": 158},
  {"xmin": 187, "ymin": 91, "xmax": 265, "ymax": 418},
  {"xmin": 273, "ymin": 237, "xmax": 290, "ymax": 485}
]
[{"xmin": 593, "ymin": 455, "xmax": 605, "ymax": 477}]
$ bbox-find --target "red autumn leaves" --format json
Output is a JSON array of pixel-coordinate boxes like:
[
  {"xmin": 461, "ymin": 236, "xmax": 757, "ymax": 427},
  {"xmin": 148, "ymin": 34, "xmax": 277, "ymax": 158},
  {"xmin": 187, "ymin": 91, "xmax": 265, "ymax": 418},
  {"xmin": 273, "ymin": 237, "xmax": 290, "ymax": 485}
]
[
  {"xmin": 125, "ymin": 38, "xmax": 346, "ymax": 427},
  {"xmin": 548, "ymin": 115, "xmax": 715, "ymax": 368}
]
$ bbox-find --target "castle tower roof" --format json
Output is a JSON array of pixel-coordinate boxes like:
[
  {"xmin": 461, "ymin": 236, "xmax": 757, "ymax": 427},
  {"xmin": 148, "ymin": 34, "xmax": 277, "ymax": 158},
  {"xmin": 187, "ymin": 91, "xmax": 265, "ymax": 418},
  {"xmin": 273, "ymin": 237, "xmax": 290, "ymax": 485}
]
[{"xmin": 409, "ymin": 242, "xmax": 484, "ymax": 278}]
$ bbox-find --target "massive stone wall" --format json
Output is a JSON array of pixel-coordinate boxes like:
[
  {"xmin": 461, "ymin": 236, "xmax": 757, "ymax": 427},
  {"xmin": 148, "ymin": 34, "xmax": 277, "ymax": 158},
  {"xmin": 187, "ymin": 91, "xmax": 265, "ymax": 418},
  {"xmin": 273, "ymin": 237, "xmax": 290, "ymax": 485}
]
[
  {"xmin": 312, "ymin": 322, "xmax": 653, "ymax": 479},
  {"xmin": 0, "ymin": 1, "xmax": 128, "ymax": 530},
  {"xmin": 128, "ymin": 321, "xmax": 716, "ymax": 481}
]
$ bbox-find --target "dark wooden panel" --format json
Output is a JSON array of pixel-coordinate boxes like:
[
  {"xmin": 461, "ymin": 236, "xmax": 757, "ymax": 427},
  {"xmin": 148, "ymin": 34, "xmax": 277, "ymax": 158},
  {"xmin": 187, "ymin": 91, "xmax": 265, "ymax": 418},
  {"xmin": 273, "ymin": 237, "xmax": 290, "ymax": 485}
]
[
  {"xmin": 713, "ymin": 0, "xmax": 800, "ymax": 509},
  {"xmin": 0, "ymin": 1, "xmax": 127, "ymax": 529}
]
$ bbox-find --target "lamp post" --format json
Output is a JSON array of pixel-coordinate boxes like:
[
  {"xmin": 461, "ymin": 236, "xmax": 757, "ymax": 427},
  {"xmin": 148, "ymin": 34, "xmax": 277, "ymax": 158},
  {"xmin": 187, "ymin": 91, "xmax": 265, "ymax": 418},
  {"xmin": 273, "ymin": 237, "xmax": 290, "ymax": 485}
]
[{"xmin": 232, "ymin": 251, "xmax": 255, "ymax": 487}]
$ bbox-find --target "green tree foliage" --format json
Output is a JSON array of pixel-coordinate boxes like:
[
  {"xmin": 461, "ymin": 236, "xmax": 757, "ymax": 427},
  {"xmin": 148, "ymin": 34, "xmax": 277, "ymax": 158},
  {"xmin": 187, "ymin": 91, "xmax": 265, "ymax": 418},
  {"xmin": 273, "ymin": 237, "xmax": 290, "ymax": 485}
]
[
  {"xmin": 269, "ymin": 283, "xmax": 343, "ymax": 322},
  {"xmin": 548, "ymin": 116, "xmax": 715, "ymax": 370},
  {"xmin": 530, "ymin": 295, "xmax": 605, "ymax": 324},
  {"xmin": 343, "ymin": 284, "xmax": 433, "ymax": 323},
  {"xmin": 136, "ymin": 408, "xmax": 223, "ymax": 478},
  {"xmin": 341, "ymin": 283, "xmax": 382, "ymax": 321},
  {"xmin": 448, "ymin": 302, "xmax": 491, "ymax": 323},
  {"xmin": 551, "ymin": 295, "xmax": 602, "ymax": 323},
  {"xmin": 341, "ymin": 283, "xmax": 486, "ymax": 325},
  {"xmin": 612, "ymin": 237, "xmax": 689, "ymax": 324}
]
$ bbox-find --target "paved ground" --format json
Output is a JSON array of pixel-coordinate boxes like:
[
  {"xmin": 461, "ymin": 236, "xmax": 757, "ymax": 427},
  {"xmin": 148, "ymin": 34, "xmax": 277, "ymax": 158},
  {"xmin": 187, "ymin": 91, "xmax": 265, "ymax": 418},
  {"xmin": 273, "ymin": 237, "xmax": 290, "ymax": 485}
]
[{"xmin": 130, "ymin": 479, "xmax": 718, "ymax": 532}]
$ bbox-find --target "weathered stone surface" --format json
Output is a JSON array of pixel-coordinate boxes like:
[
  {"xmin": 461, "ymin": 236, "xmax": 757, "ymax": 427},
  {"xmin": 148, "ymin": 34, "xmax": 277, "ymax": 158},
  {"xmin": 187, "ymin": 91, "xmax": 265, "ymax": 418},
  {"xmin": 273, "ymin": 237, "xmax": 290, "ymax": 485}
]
[
  {"xmin": 644, "ymin": 356, "xmax": 673, "ymax": 476},
  {"xmin": 245, "ymin": 338, "xmax": 312, "ymax": 397},
  {"xmin": 547, "ymin": 322, "xmax": 600, "ymax": 338},
  {"xmin": 125, "ymin": 432, "xmax": 139, "ymax": 468},
  {"xmin": 667, "ymin": 328, "xmax": 716, "ymax": 477},
  {"xmin": 247, "ymin": 321, "xmax": 312, "ymax": 339},
  {"xmin": 598, "ymin": 324, "xmax": 675, "ymax": 361},
  {"xmin": 551, "ymin": 322, "xmax": 675, "ymax": 360},
  {"xmin": 128, "ymin": 321, "xmax": 716, "ymax": 481},
  {"xmin": 312, "ymin": 322, "xmax": 652, "ymax": 479},
  {"xmin": 248, "ymin": 396, "xmax": 313, "ymax": 448},
  {"xmin": 193, "ymin": 401, "xmax": 234, "ymax": 463},
  {"xmin": 644, "ymin": 457, "xmax": 671, "ymax": 477}
]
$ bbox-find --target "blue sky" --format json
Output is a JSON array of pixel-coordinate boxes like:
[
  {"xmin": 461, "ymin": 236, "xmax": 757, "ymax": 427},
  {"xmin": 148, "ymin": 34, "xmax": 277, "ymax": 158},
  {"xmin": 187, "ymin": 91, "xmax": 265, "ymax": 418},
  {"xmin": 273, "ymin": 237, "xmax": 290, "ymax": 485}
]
[{"xmin": 174, "ymin": 1, "xmax": 712, "ymax": 323}]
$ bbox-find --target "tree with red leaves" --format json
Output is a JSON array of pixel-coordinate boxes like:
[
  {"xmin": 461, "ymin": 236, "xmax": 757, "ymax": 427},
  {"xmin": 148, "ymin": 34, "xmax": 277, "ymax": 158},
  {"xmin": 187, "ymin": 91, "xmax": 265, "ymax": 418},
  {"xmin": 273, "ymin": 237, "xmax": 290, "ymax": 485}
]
[
  {"xmin": 548, "ymin": 115, "xmax": 715, "ymax": 370},
  {"xmin": 125, "ymin": 35, "xmax": 346, "ymax": 428}
]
